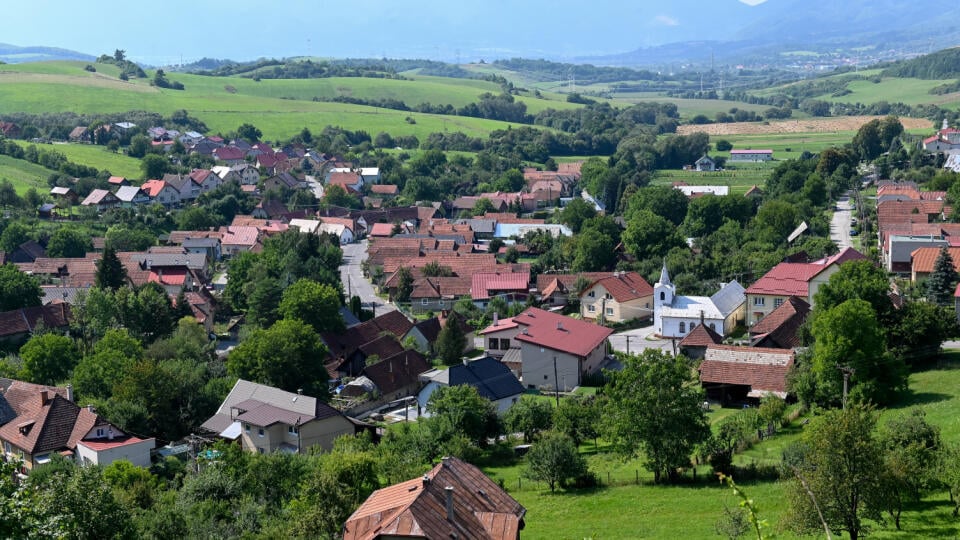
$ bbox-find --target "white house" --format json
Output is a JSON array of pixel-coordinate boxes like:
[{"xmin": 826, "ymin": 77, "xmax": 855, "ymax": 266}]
[
  {"xmin": 318, "ymin": 223, "xmax": 355, "ymax": 244},
  {"xmin": 654, "ymin": 263, "xmax": 745, "ymax": 338}
]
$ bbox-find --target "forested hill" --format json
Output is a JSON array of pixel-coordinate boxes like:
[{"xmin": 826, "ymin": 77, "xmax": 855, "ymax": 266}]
[{"xmin": 881, "ymin": 47, "xmax": 960, "ymax": 80}]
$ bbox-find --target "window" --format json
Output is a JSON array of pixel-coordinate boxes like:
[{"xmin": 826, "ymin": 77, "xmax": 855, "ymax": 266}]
[
  {"xmin": 588, "ymin": 305, "xmax": 596, "ymax": 312},
  {"xmin": 288, "ymin": 425, "xmax": 299, "ymax": 435},
  {"xmin": 774, "ymin": 298, "xmax": 784, "ymax": 308},
  {"xmin": 753, "ymin": 297, "xmax": 765, "ymax": 306},
  {"xmin": 679, "ymin": 322, "xmax": 686, "ymax": 333},
  {"xmin": 588, "ymin": 291, "xmax": 595, "ymax": 298},
  {"xmin": 258, "ymin": 428, "xmax": 265, "ymax": 437},
  {"xmin": 244, "ymin": 424, "xmax": 250, "ymax": 433},
  {"xmin": 660, "ymin": 292, "xmax": 665, "ymax": 301},
  {"xmin": 605, "ymin": 308, "xmax": 613, "ymax": 315},
  {"xmin": 488, "ymin": 338, "xmax": 499, "ymax": 350},
  {"xmin": 421, "ymin": 299, "xmax": 429, "ymax": 305},
  {"xmin": 95, "ymin": 428, "xmax": 105, "ymax": 437},
  {"xmin": 710, "ymin": 323, "xmax": 716, "ymax": 330},
  {"xmin": 605, "ymin": 293, "xmax": 612, "ymax": 300},
  {"xmin": 544, "ymin": 375, "xmax": 548, "ymax": 380},
  {"xmin": 691, "ymin": 322, "xmax": 697, "ymax": 330},
  {"xmin": 500, "ymin": 339, "xmax": 510, "ymax": 350}
]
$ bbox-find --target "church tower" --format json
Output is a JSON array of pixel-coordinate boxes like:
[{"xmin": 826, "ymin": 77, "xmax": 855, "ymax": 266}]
[{"xmin": 653, "ymin": 261, "xmax": 675, "ymax": 336}]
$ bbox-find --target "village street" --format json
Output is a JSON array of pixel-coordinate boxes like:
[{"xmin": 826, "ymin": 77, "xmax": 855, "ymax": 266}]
[
  {"xmin": 830, "ymin": 192, "xmax": 854, "ymax": 250},
  {"xmin": 340, "ymin": 240, "xmax": 397, "ymax": 316},
  {"xmin": 608, "ymin": 325, "xmax": 676, "ymax": 355}
]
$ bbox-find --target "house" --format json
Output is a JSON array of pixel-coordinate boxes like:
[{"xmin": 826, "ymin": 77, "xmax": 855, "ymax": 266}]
[
  {"xmin": 264, "ymin": 172, "xmax": 303, "ymax": 192},
  {"xmin": 479, "ymin": 308, "xmax": 612, "ymax": 391},
  {"xmin": 338, "ymin": 349, "xmax": 431, "ymax": 415},
  {"xmin": 579, "ymin": 271, "xmax": 654, "ymax": 323},
  {"xmin": 0, "ymin": 380, "xmax": 153, "ymax": 472},
  {"xmin": 493, "ymin": 223, "xmax": 572, "ymax": 239},
  {"xmin": 673, "ymin": 184, "xmax": 730, "ymax": 197},
  {"xmin": 699, "ymin": 345, "xmax": 794, "ymax": 404},
  {"xmin": 321, "ymin": 311, "xmax": 417, "ymax": 376},
  {"xmin": 7, "ymin": 240, "xmax": 46, "ymax": 264},
  {"xmin": 369, "ymin": 222, "xmax": 395, "ymax": 238},
  {"xmin": 288, "ymin": 218, "xmax": 322, "ymax": 235},
  {"xmin": 182, "ymin": 237, "xmax": 222, "ymax": 262},
  {"xmin": 410, "ymin": 276, "xmax": 472, "ymax": 314},
  {"xmin": 910, "ymin": 247, "xmax": 960, "ymax": 282},
  {"xmin": 115, "ymin": 185, "xmax": 151, "ymax": 208},
  {"xmin": 654, "ymin": 263, "xmax": 745, "ymax": 338},
  {"xmin": 80, "ymin": 189, "xmax": 121, "ymax": 212},
  {"xmin": 107, "ymin": 176, "xmax": 130, "ymax": 187},
  {"xmin": 140, "ymin": 179, "xmax": 181, "ymax": 207},
  {"xmin": 213, "ymin": 146, "xmax": 246, "ymax": 165},
  {"xmin": 328, "ymin": 171, "xmax": 363, "ymax": 192},
  {"xmin": 37, "ymin": 203, "xmax": 57, "ymax": 219},
  {"xmin": 0, "ymin": 304, "xmax": 70, "ymax": 345},
  {"xmin": 49, "ymin": 186, "xmax": 78, "ymax": 204},
  {"xmin": 200, "ymin": 379, "xmax": 356, "ymax": 454},
  {"xmin": 0, "ymin": 122, "xmax": 21, "ymax": 138},
  {"xmin": 343, "ymin": 456, "xmax": 525, "ymax": 540},
  {"xmin": 369, "ymin": 184, "xmax": 399, "ymax": 197},
  {"xmin": 535, "ymin": 272, "xmax": 609, "ymax": 307},
  {"xmin": 189, "ymin": 168, "xmax": 222, "ymax": 193},
  {"xmin": 677, "ymin": 320, "xmax": 724, "ymax": 360},
  {"xmin": 471, "ymin": 271, "xmax": 530, "ymax": 309},
  {"xmin": 744, "ymin": 247, "xmax": 865, "ymax": 326},
  {"xmin": 748, "ymin": 296, "xmax": 809, "ymax": 349},
  {"xmin": 418, "ymin": 356, "xmax": 524, "ymax": 414},
  {"xmin": 729, "ymin": 149, "xmax": 773, "ymax": 162},
  {"xmin": 218, "ymin": 226, "xmax": 260, "ymax": 257},
  {"xmin": 695, "ymin": 155, "xmax": 717, "ymax": 172},
  {"xmin": 744, "ymin": 185, "xmax": 763, "ymax": 199},
  {"xmin": 68, "ymin": 126, "xmax": 89, "ymax": 142},
  {"xmin": 163, "ymin": 174, "xmax": 200, "ymax": 201}
]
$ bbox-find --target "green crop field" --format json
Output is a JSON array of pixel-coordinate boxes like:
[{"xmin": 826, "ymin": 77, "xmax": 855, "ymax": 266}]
[
  {"xmin": 13, "ymin": 141, "xmax": 141, "ymax": 178},
  {"xmin": 0, "ymin": 155, "xmax": 55, "ymax": 194},
  {"xmin": 820, "ymin": 77, "xmax": 960, "ymax": 108},
  {"xmin": 0, "ymin": 61, "xmax": 556, "ymax": 141}
]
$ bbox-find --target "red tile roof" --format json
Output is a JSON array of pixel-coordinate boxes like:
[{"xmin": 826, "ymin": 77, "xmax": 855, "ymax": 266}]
[
  {"xmin": 370, "ymin": 184, "xmax": 399, "ymax": 195},
  {"xmin": 344, "ymin": 456, "xmax": 524, "ymax": 540},
  {"xmin": 746, "ymin": 248, "xmax": 865, "ymax": 296},
  {"xmin": 911, "ymin": 247, "xmax": 960, "ymax": 274},
  {"xmin": 700, "ymin": 345, "xmax": 794, "ymax": 396},
  {"xmin": 749, "ymin": 296, "xmax": 810, "ymax": 349},
  {"xmin": 140, "ymin": 179, "xmax": 171, "ymax": 197},
  {"xmin": 587, "ymin": 272, "xmax": 653, "ymax": 302},
  {"xmin": 678, "ymin": 323, "xmax": 723, "ymax": 348},
  {"xmin": 471, "ymin": 272, "xmax": 530, "ymax": 301},
  {"xmin": 370, "ymin": 223, "xmax": 395, "ymax": 237},
  {"xmin": 512, "ymin": 307, "xmax": 612, "ymax": 357},
  {"xmin": 76, "ymin": 435, "xmax": 149, "ymax": 451},
  {"xmin": 219, "ymin": 226, "xmax": 260, "ymax": 247}
]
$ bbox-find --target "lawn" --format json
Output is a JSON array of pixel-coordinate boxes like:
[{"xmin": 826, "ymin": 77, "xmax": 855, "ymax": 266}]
[
  {"xmin": 650, "ymin": 167, "xmax": 770, "ymax": 195},
  {"xmin": 0, "ymin": 154, "xmax": 56, "ymax": 194},
  {"xmin": 13, "ymin": 141, "xmax": 141, "ymax": 178}
]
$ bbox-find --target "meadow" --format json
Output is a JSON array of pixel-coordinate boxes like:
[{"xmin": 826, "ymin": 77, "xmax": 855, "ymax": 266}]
[
  {"xmin": 13, "ymin": 141, "xmax": 142, "ymax": 178},
  {"xmin": 0, "ymin": 154, "xmax": 56, "ymax": 194},
  {"xmin": 0, "ymin": 62, "xmax": 552, "ymax": 140},
  {"xmin": 479, "ymin": 352, "xmax": 960, "ymax": 539}
]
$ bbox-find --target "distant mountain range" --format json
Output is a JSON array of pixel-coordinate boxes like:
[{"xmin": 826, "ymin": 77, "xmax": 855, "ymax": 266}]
[
  {"xmin": 582, "ymin": 0, "xmax": 960, "ymax": 68},
  {"xmin": 0, "ymin": 43, "xmax": 94, "ymax": 64}
]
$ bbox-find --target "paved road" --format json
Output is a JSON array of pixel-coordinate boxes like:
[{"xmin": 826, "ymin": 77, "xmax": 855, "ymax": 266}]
[
  {"xmin": 830, "ymin": 192, "xmax": 854, "ymax": 250},
  {"xmin": 608, "ymin": 325, "xmax": 677, "ymax": 355},
  {"xmin": 340, "ymin": 240, "xmax": 396, "ymax": 315}
]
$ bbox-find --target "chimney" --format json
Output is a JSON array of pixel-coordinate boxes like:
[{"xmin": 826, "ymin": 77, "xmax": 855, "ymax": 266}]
[
  {"xmin": 39, "ymin": 390, "xmax": 49, "ymax": 406},
  {"xmin": 493, "ymin": 312, "xmax": 499, "ymax": 326},
  {"xmin": 66, "ymin": 384, "xmax": 74, "ymax": 403},
  {"xmin": 557, "ymin": 321, "xmax": 563, "ymax": 331},
  {"xmin": 87, "ymin": 404, "xmax": 96, "ymax": 413},
  {"xmin": 445, "ymin": 486, "xmax": 455, "ymax": 522},
  {"xmin": 700, "ymin": 310, "xmax": 705, "ymax": 325},
  {"xmin": 422, "ymin": 474, "xmax": 431, "ymax": 487},
  {"xmin": 462, "ymin": 358, "xmax": 468, "ymax": 367},
  {"xmin": 297, "ymin": 388, "xmax": 303, "ymax": 395}
]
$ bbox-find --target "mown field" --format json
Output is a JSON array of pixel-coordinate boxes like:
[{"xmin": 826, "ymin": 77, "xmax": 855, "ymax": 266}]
[
  {"xmin": 13, "ymin": 141, "xmax": 142, "ymax": 178},
  {"xmin": 482, "ymin": 352, "xmax": 960, "ymax": 539},
  {"xmin": 0, "ymin": 62, "xmax": 557, "ymax": 140},
  {"xmin": 0, "ymin": 154, "xmax": 56, "ymax": 194}
]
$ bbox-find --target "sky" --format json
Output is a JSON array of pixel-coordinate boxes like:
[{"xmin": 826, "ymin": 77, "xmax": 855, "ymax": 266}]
[{"xmin": 4, "ymin": 0, "xmax": 770, "ymax": 64}]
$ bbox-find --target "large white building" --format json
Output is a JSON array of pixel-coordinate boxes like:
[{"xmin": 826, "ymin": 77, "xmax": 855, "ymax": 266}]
[{"xmin": 654, "ymin": 263, "xmax": 745, "ymax": 339}]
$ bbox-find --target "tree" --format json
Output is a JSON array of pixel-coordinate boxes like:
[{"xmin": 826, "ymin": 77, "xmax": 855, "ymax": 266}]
[
  {"xmin": 622, "ymin": 209, "xmax": 686, "ymax": 262},
  {"xmin": 523, "ymin": 431, "xmax": 588, "ymax": 492},
  {"xmin": 715, "ymin": 139, "xmax": 733, "ymax": 151},
  {"xmin": 571, "ymin": 228, "xmax": 616, "ymax": 271},
  {"xmin": 176, "ymin": 207, "xmax": 221, "ymax": 231},
  {"xmin": 236, "ymin": 123, "xmax": 262, "ymax": 143},
  {"xmin": 140, "ymin": 153, "xmax": 169, "ymax": 180},
  {"xmin": 0, "ymin": 222, "xmax": 29, "ymax": 253},
  {"xmin": 814, "ymin": 259, "xmax": 896, "ymax": 325},
  {"xmin": 95, "ymin": 246, "xmax": 128, "ymax": 290},
  {"xmin": 784, "ymin": 405, "xmax": 884, "ymax": 540},
  {"xmin": 553, "ymin": 395, "xmax": 600, "ymax": 448},
  {"xmin": 46, "ymin": 228, "xmax": 91, "ymax": 258},
  {"xmin": 559, "ymin": 197, "xmax": 597, "ymax": 233},
  {"xmin": 0, "ymin": 263, "xmax": 41, "ymax": 311},
  {"xmin": 926, "ymin": 246, "xmax": 958, "ymax": 304},
  {"xmin": 811, "ymin": 299, "xmax": 906, "ymax": 406},
  {"xmin": 877, "ymin": 409, "xmax": 942, "ymax": 530},
  {"xmin": 435, "ymin": 318, "xmax": 467, "ymax": 365},
  {"xmin": 603, "ymin": 350, "xmax": 710, "ymax": 483},
  {"xmin": 33, "ymin": 464, "xmax": 135, "ymax": 540},
  {"xmin": 278, "ymin": 279, "xmax": 344, "ymax": 334},
  {"xmin": 394, "ymin": 266, "xmax": 414, "ymax": 303},
  {"xmin": 471, "ymin": 197, "xmax": 495, "ymax": 217},
  {"xmin": 227, "ymin": 319, "xmax": 330, "ymax": 397},
  {"xmin": 20, "ymin": 333, "xmax": 79, "ymax": 386},
  {"xmin": 426, "ymin": 385, "xmax": 500, "ymax": 448},
  {"xmin": 505, "ymin": 398, "xmax": 554, "ymax": 443}
]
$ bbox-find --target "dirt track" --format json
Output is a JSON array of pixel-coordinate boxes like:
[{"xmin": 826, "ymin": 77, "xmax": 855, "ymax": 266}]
[{"xmin": 677, "ymin": 116, "xmax": 933, "ymax": 136}]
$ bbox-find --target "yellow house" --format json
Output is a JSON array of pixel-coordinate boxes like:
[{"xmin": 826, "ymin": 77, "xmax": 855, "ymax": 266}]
[{"xmin": 579, "ymin": 272, "xmax": 654, "ymax": 323}]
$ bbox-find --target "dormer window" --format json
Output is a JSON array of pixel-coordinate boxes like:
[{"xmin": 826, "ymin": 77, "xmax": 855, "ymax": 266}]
[{"xmin": 95, "ymin": 427, "xmax": 105, "ymax": 438}]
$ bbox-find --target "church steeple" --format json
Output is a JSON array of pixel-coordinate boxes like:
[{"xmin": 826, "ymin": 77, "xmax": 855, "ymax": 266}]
[{"xmin": 658, "ymin": 260, "xmax": 672, "ymax": 287}]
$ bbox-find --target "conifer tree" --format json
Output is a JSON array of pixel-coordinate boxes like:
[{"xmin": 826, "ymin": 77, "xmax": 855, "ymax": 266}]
[
  {"xmin": 95, "ymin": 246, "xmax": 127, "ymax": 291},
  {"xmin": 926, "ymin": 246, "xmax": 957, "ymax": 305}
]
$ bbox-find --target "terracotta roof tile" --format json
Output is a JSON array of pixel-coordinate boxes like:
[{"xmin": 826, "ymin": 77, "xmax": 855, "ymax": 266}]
[
  {"xmin": 512, "ymin": 307, "xmax": 612, "ymax": 357},
  {"xmin": 700, "ymin": 345, "xmax": 794, "ymax": 396}
]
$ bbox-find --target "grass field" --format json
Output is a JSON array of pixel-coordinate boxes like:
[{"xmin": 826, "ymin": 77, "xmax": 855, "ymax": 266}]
[
  {"xmin": 0, "ymin": 61, "xmax": 550, "ymax": 141},
  {"xmin": 12, "ymin": 141, "xmax": 142, "ymax": 178},
  {"xmin": 0, "ymin": 154, "xmax": 56, "ymax": 194},
  {"xmin": 819, "ymin": 77, "xmax": 960, "ymax": 108}
]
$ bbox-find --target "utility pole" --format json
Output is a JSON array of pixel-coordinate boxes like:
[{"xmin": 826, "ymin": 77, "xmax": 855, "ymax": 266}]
[
  {"xmin": 553, "ymin": 356, "xmax": 560, "ymax": 407},
  {"xmin": 625, "ymin": 334, "xmax": 631, "ymax": 354},
  {"xmin": 839, "ymin": 366, "xmax": 855, "ymax": 410}
]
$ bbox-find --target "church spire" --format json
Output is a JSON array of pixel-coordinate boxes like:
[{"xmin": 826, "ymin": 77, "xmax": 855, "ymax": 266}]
[{"xmin": 658, "ymin": 260, "xmax": 672, "ymax": 286}]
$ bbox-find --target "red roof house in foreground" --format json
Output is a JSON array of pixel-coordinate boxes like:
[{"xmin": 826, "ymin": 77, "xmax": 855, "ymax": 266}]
[{"xmin": 343, "ymin": 456, "xmax": 525, "ymax": 540}]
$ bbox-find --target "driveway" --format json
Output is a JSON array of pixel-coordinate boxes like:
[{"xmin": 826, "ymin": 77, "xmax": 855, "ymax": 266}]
[
  {"xmin": 340, "ymin": 240, "xmax": 396, "ymax": 315},
  {"xmin": 608, "ymin": 324, "xmax": 677, "ymax": 355},
  {"xmin": 830, "ymin": 192, "xmax": 853, "ymax": 250}
]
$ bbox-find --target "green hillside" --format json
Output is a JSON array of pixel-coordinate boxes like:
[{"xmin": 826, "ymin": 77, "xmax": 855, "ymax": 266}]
[
  {"xmin": 0, "ymin": 155, "xmax": 56, "ymax": 194},
  {"xmin": 0, "ymin": 61, "xmax": 563, "ymax": 140},
  {"xmin": 12, "ymin": 141, "xmax": 141, "ymax": 179}
]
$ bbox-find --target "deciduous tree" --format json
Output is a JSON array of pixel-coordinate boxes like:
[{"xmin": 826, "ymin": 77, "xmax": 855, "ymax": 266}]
[
  {"xmin": 0, "ymin": 263, "xmax": 41, "ymax": 311},
  {"xmin": 20, "ymin": 333, "xmax": 80, "ymax": 386},
  {"xmin": 227, "ymin": 319, "xmax": 329, "ymax": 397},
  {"xmin": 278, "ymin": 278, "xmax": 344, "ymax": 334},
  {"xmin": 523, "ymin": 431, "xmax": 588, "ymax": 492}
]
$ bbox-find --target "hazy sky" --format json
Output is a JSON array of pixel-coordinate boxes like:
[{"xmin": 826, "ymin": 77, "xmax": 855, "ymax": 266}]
[{"xmin": 5, "ymin": 0, "xmax": 770, "ymax": 63}]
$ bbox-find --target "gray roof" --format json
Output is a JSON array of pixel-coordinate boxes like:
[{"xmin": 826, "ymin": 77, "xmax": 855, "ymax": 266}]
[
  {"xmin": 200, "ymin": 379, "xmax": 341, "ymax": 434},
  {"xmin": 40, "ymin": 286, "xmax": 89, "ymax": 305},
  {"xmin": 182, "ymin": 237, "xmax": 220, "ymax": 248},
  {"xmin": 130, "ymin": 252, "xmax": 207, "ymax": 270},
  {"xmin": 115, "ymin": 185, "xmax": 145, "ymax": 202},
  {"xmin": 424, "ymin": 356, "xmax": 524, "ymax": 401},
  {"xmin": 457, "ymin": 219, "xmax": 495, "ymax": 234},
  {"xmin": 710, "ymin": 280, "xmax": 746, "ymax": 317}
]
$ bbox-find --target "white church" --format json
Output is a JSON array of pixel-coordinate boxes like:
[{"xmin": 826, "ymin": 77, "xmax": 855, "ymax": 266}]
[{"xmin": 654, "ymin": 263, "xmax": 746, "ymax": 339}]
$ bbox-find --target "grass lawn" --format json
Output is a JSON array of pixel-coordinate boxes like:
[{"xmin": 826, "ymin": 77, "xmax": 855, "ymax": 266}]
[
  {"xmin": 0, "ymin": 154, "xmax": 56, "ymax": 194},
  {"xmin": 13, "ymin": 141, "xmax": 142, "ymax": 178}
]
